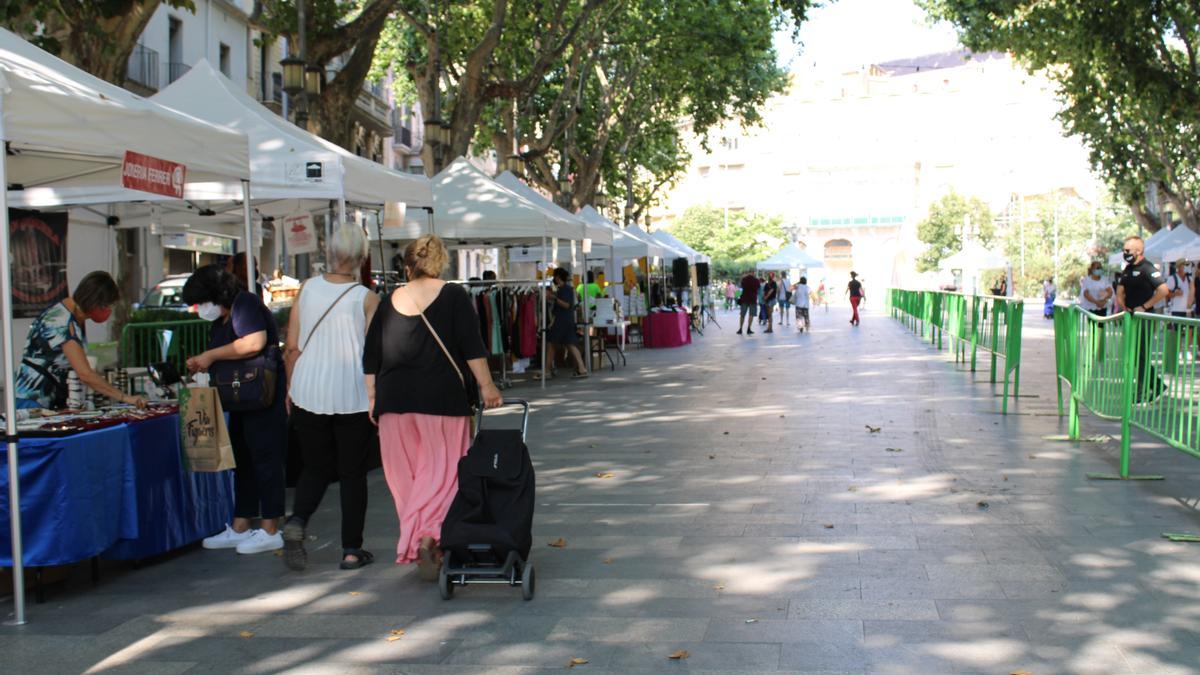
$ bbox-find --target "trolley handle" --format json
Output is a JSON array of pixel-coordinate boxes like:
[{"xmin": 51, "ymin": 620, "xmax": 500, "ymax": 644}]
[{"xmin": 475, "ymin": 398, "xmax": 529, "ymax": 440}]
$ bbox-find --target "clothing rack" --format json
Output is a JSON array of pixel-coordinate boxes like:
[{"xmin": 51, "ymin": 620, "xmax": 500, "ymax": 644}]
[{"xmin": 454, "ymin": 278, "xmax": 550, "ymax": 390}]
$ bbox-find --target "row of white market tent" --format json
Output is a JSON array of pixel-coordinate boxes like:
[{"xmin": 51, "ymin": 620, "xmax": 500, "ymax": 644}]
[
  {"xmin": 0, "ymin": 27, "xmax": 693, "ymax": 623},
  {"xmin": 1106, "ymin": 224, "xmax": 1200, "ymax": 266}
]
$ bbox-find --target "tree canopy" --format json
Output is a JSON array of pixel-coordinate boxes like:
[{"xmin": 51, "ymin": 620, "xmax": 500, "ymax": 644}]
[
  {"xmin": 920, "ymin": 0, "xmax": 1200, "ymax": 231},
  {"xmin": 915, "ymin": 191, "xmax": 994, "ymax": 272},
  {"xmin": 670, "ymin": 204, "xmax": 787, "ymax": 276}
]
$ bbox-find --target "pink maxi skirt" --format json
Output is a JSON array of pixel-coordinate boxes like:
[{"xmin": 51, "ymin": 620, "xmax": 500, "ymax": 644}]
[{"xmin": 378, "ymin": 412, "xmax": 471, "ymax": 564}]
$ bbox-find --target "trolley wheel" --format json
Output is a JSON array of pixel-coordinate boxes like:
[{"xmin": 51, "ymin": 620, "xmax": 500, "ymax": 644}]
[
  {"xmin": 438, "ymin": 555, "xmax": 454, "ymax": 600},
  {"xmin": 521, "ymin": 562, "xmax": 535, "ymax": 601}
]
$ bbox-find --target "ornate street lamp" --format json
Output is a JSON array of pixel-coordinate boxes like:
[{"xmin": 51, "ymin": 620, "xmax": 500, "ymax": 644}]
[
  {"xmin": 281, "ymin": 55, "xmax": 305, "ymax": 97},
  {"xmin": 304, "ymin": 64, "xmax": 324, "ymax": 96}
]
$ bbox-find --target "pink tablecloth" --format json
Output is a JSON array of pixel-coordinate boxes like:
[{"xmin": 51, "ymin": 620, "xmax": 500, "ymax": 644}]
[{"xmin": 643, "ymin": 311, "xmax": 691, "ymax": 348}]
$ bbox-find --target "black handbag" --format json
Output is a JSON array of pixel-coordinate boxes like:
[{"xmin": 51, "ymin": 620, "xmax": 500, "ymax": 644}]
[{"xmin": 210, "ymin": 345, "xmax": 281, "ymax": 412}]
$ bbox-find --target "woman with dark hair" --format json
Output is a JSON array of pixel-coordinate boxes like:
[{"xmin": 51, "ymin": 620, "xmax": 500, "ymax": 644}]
[
  {"xmin": 536, "ymin": 266, "xmax": 588, "ymax": 380},
  {"xmin": 364, "ymin": 234, "xmax": 502, "ymax": 580},
  {"xmin": 14, "ymin": 271, "xmax": 145, "ymax": 410},
  {"xmin": 183, "ymin": 264, "xmax": 287, "ymax": 556}
]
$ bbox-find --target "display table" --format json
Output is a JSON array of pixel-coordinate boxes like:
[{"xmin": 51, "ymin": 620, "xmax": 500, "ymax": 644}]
[
  {"xmin": 643, "ymin": 310, "xmax": 691, "ymax": 348},
  {"xmin": 0, "ymin": 413, "xmax": 233, "ymax": 567}
]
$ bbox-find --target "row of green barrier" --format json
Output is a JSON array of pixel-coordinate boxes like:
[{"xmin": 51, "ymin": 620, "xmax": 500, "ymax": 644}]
[
  {"xmin": 1053, "ymin": 304, "xmax": 1200, "ymax": 479},
  {"xmin": 119, "ymin": 319, "xmax": 211, "ymax": 374},
  {"xmin": 886, "ymin": 289, "xmax": 1024, "ymax": 413}
]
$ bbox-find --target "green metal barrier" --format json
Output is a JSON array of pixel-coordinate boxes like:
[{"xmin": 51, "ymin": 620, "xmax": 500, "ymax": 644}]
[
  {"xmin": 119, "ymin": 319, "xmax": 211, "ymax": 374},
  {"xmin": 1053, "ymin": 304, "xmax": 1200, "ymax": 479},
  {"xmin": 887, "ymin": 289, "xmax": 1023, "ymax": 412}
]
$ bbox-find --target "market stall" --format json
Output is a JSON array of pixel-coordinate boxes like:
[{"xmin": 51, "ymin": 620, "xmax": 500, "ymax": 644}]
[
  {"xmin": 0, "ymin": 27, "xmax": 252, "ymax": 622},
  {"xmin": 151, "ymin": 60, "xmax": 432, "ymax": 275},
  {"xmin": 383, "ymin": 158, "xmax": 582, "ymax": 387}
]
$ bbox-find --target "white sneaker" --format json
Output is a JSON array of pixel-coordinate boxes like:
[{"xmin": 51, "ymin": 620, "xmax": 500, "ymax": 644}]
[
  {"xmin": 202, "ymin": 524, "xmax": 253, "ymax": 550},
  {"xmin": 236, "ymin": 529, "xmax": 284, "ymax": 555}
]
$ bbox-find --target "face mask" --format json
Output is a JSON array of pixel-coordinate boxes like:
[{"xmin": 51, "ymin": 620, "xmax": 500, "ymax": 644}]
[
  {"xmin": 1123, "ymin": 252, "xmax": 1137, "ymax": 263},
  {"xmin": 196, "ymin": 302, "xmax": 223, "ymax": 322},
  {"xmin": 1090, "ymin": 269, "xmax": 1101, "ymax": 278},
  {"xmin": 87, "ymin": 306, "xmax": 112, "ymax": 323}
]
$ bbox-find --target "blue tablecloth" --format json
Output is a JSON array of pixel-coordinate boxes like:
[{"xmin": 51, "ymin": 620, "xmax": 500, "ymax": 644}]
[{"xmin": 0, "ymin": 414, "xmax": 233, "ymax": 566}]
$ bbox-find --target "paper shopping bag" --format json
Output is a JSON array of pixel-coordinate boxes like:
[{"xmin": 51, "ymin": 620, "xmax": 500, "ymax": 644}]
[{"xmin": 179, "ymin": 386, "xmax": 235, "ymax": 472}]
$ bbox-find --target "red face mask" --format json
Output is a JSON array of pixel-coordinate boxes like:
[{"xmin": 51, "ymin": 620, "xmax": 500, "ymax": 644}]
[{"xmin": 87, "ymin": 306, "xmax": 113, "ymax": 323}]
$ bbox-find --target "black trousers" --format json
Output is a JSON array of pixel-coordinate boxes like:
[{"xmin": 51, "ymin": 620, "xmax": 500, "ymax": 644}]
[
  {"xmin": 228, "ymin": 381, "xmax": 288, "ymax": 520},
  {"xmin": 289, "ymin": 406, "xmax": 375, "ymax": 550}
]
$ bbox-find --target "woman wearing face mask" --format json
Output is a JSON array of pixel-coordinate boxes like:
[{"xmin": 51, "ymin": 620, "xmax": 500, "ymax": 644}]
[
  {"xmin": 182, "ymin": 264, "xmax": 288, "ymax": 556},
  {"xmin": 1079, "ymin": 262, "xmax": 1113, "ymax": 316},
  {"xmin": 14, "ymin": 271, "xmax": 147, "ymax": 410}
]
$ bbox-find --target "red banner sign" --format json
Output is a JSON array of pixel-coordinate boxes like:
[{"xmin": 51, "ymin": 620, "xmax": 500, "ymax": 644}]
[{"xmin": 121, "ymin": 150, "xmax": 186, "ymax": 198}]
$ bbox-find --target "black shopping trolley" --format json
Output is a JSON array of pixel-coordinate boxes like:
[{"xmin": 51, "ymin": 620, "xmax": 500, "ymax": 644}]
[{"xmin": 438, "ymin": 400, "xmax": 536, "ymax": 600}]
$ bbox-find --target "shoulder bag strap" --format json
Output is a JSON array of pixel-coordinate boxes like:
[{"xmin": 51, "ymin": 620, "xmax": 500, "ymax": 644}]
[
  {"xmin": 300, "ymin": 283, "xmax": 359, "ymax": 352},
  {"xmin": 407, "ymin": 287, "xmax": 466, "ymax": 389}
]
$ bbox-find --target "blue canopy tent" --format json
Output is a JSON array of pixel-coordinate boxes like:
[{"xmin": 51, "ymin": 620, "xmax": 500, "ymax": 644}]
[{"xmin": 756, "ymin": 243, "xmax": 825, "ymax": 271}]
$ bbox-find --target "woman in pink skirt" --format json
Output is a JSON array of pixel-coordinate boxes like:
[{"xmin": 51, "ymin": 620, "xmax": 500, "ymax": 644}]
[{"xmin": 363, "ymin": 235, "xmax": 503, "ymax": 580}]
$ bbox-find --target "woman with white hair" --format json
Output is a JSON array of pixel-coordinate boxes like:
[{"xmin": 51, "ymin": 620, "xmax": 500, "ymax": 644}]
[{"xmin": 281, "ymin": 224, "xmax": 381, "ymax": 571}]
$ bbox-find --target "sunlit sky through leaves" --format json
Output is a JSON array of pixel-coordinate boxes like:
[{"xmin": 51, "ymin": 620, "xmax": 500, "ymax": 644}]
[{"xmin": 775, "ymin": 0, "xmax": 961, "ymax": 72}]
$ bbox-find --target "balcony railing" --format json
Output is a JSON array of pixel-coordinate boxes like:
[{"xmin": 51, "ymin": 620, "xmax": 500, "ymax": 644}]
[
  {"xmin": 168, "ymin": 62, "xmax": 190, "ymax": 84},
  {"xmin": 127, "ymin": 44, "xmax": 159, "ymax": 91}
]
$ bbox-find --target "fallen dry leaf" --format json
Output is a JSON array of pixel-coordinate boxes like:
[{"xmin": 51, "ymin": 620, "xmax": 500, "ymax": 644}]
[
  {"xmin": 569, "ymin": 657, "xmax": 590, "ymax": 667},
  {"xmin": 708, "ymin": 454, "xmax": 716, "ymax": 460},
  {"xmin": 847, "ymin": 486, "xmax": 858, "ymax": 492},
  {"xmin": 885, "ymin": 447, "xmax": 903, "ymax": 453},
  {"xmin": 977, "ymin": 501, "xmax": 990, "ymax": 510},
  {"xmin": 389, "ymin": 629, "xmax": 406, "ymax": 636},
  {"xmin": 745, "ymin": 618, "xmax": 758, "ymax": 624},
  {"xmin": 722, "ymin": 431, "xmax": 730, "ymax": 435},
  {"xmin": 385, "ymin": 636, "xmax": 403, "ymax": 642},
  {"xmin": 593, "ymin": 472, "xmax": 615, "ymax": 479},
  {"xmin": 239, "ymin": 631, "xmax": 254, "ymax": 638},
  {"xmin": 823, "ymin": 524, "xmax": 835, "ymax": 529},
  {"xmin": 548, "ymin": 538, "xmax": 568, "ymax": 548},
  {"xmin": 602, "ymin": 558, "xmax": 613, "ymax": 564},
  {"xmin": 713, "ymin": 584, "xmax": 725, "ymax": 591},
  {"xmin": 668, "ymin": 650, "xmax": 691, "ymax": 660},
  {"xmin": 272, "ymin": 550, "xmax": 283, "ymax": 557},
  {"xmin": 865, "ymin": 425, "xmax": 882, "ymax": 433},
  {"xmin": 1011, "ymin": 671, "xmax": 1032, "ymax": 675},
  {"xmin": 1003, "ymin": 475, "xmax": 1009, "ymax": 481},
  {"xmin": 349, "ymin": 591, "xmax": 362, "ymax": 596}
]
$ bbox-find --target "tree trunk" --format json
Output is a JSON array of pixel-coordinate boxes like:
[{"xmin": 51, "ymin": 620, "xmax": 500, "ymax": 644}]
[
  {"xmin": 26, "ymin": 0, "xmax": 165, "ymax": 84},
  {"xmin": 308, "ymin": 11, "xmax": 389, "ymax": 151}
]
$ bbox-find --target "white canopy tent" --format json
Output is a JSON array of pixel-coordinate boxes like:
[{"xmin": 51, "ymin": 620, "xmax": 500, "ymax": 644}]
[
  {"xmin": 757, "ymin": 243, "xmax": 825, "ymax": 271},
  {"xmin": 152, "ymin": 60, "xmax": 432, "ymax": 218},
  {"xmin": 578, "ymin": 206, "xmax": 665, "ymax": 260},
  {"xmin": 0, "ymin": 27, "xmax": 252, "ymax": 624},
  {"xmin": 1107, "ymin": 226, "xmax": 1180, "ymax": 266},
  {"xmin": 1144, "ymin": 226, "xmax": 1200, "ymax": 262},
  {"xmin": 649, "ymin": 229, "xmax": 708, "ymax": 264},
  {"xmin": 632, "ymin": 224, "xmax": 688, "ymax": 260},
  {"xmin": 939, "ymin": 241, "xmax": 1009, "ymax": 296},
  {"xmin": 1163, "ymin": 240, "xmax": 1200, "ymax": 263},
  {"xmin": 383, "ymin": 158, "xmax": 579, "ymax": 244},
  {"xmin": 494, "ymin": 172, "xmax": 612, "ymax": 248}
]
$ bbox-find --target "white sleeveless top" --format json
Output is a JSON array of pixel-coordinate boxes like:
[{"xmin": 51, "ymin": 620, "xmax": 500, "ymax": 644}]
[{"xmin": 290, "ymin": 277, "xmax": 371, "ymax": 414}]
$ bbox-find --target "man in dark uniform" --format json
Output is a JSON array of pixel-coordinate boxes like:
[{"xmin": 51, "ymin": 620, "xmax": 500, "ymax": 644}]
[
  {"xmin": 737, "ymin": 270, "xmax": 760, "ymax": 336},
  {"xmin": 1116, "ymin": 235, "xmax": 1170, "ymax": 402}
]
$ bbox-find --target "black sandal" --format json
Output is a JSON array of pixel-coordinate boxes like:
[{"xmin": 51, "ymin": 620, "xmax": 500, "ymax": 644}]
[{"xmin": 339, "ymin": 548, "xmax": 374, "ymax": 570}]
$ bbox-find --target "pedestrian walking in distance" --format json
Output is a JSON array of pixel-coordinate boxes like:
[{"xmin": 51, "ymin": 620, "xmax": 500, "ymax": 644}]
[
  {"xmin": 793, "ymin": 276, "xmax": 811, "ymax": 332},
  {"xmin": 763, "ymin": 271, "xmax": 779, "ymax": 333},
  {"xmin": 282, "ymin": 225, "xmax": 381, "ymax": 571},
  {"xmin": 846, "ymin": 272, "xmax": 865, "ymax": 326},
  {"xmin": 1116, "ymin": 235, "xmax": 1170, "ymax": 403},
  {"xmin": 777, "ymin": 271, "xmax": 791, "ymax": 326},
  {"xmin": 1043, "ymin": 278, "xmax": 1057, "ymax": 319},
  {"xmin": 363, "ymin": 234, "xmax": 504, "ymax": 581},
  {"xmin": 736, "ymin": 270, "xmax": 760, "ymax": 335}
]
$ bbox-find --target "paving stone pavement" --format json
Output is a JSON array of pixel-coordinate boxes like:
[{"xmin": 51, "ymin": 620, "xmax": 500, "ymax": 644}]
[{"xmin": 4, "ymin": 303, "xmax": 1200, "ymax": 674}]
